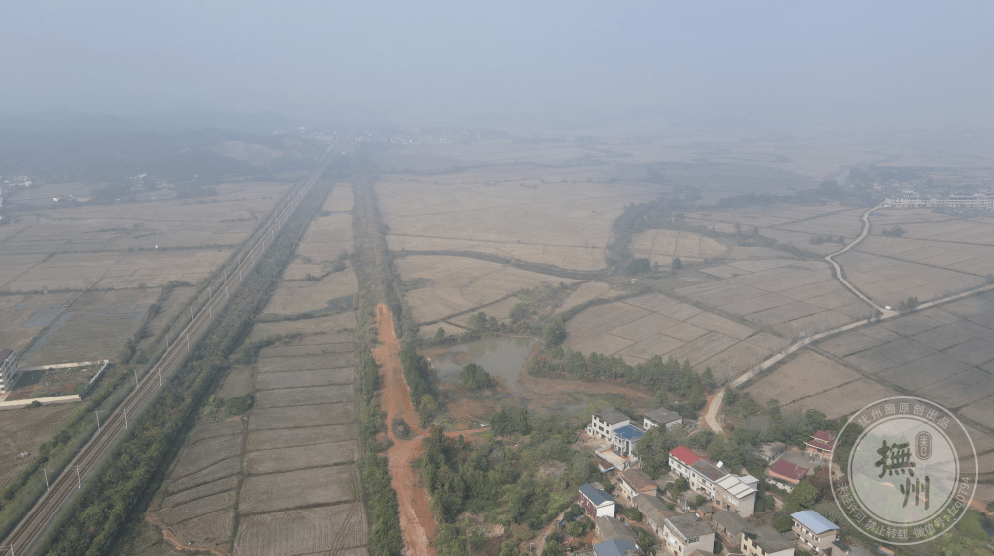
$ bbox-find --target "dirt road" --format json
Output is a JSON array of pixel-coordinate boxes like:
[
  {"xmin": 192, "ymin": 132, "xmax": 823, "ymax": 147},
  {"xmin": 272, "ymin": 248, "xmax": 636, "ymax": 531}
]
[{"xmin": 373, "ymin": 303, "xmax": 438, "ymax": 556}]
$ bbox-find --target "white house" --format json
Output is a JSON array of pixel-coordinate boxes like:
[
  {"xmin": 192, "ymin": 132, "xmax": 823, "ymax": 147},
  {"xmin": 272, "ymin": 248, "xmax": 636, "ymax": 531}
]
[
  {"xmin": 643, "ymin": 407, "xmax": 683, "ymax": 430},
  {"xmin": 661, "ymin": 514, "xmax": 715, "ymax": 556},
  {"xmin": 0, "ymin": 349, "xmax": 17, "ymax": 392}
]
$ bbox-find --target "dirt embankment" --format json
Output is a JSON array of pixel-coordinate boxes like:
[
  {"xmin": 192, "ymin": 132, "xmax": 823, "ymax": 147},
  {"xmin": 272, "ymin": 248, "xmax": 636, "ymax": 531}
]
[{"xmin": 374, "ymin": 303, "xmax": 438, "ymax": 556}]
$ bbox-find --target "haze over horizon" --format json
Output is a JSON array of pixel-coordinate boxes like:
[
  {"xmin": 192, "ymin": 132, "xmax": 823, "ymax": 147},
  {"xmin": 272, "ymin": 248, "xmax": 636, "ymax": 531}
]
[{"xmin": 3, "ymin": 1, "xmax": 992, "ymax": 130}]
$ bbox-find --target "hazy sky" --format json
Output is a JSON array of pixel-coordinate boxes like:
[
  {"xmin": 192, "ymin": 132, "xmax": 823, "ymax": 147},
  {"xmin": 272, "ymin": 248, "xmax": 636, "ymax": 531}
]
[{"xmin": 3, "ymin": 1, "xmax": 992, "ymax": 127}]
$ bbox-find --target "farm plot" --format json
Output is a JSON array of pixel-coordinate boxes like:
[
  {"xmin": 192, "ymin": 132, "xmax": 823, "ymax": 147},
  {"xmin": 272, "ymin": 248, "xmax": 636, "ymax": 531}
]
[
  {"xmin": 262, "ymin": 269, "xmax": 356, "ymax": 316},
  {"xmin": 255, "ymin": 368, "xmax": 353, "ymax": 390},
  {"xmin": 378, "ymin": 173, "xmax": 656, "ymax": 271},
  {"xmin": 744, "ymin": 350, "xmax": 869, "ymax": 415},
  {"xmin": 676, "ymin": 260, "xmax": 867, "ymax": 334},
  {"xmin": 170, "ymin": 433, "xmax": 242, "ymax": 479},
  {"xmin": 835, "ymin": 250, "xmax": 984, "ymax": 306},
  {"xmin": 0, "ymin": 293, "xmax": 75, "ymax": 355},
  {"xmin": 257, "ymin": 353, "xmax": 352, "ymax": 373},
  {"xmin": 246, "ymin": 424, "xmax": 355, "ymax": 452},
  {"xmin": 244, "ymin": 440, "xmax": 359, "ymax": 474},
  {"xmin": 857, "ymin": 235, "xmax": 994, "ymax": 278},
  {"xmin": 396, "ymin": 255, "xmax": 576, "ymax": 323},
  {"xmin": 559, "ymin": 281, "xmax": 627, "ymax": 313},
  {"xmin": 563, "ymin": 291, "xmax": 776, "ymax": 382},
  {"xmin": 788, "ymin": 293, "xmax": 994, "ymax": 429},
  {"xmin": 93, "ymin": 249, "xmax": 232, "ymax": 289},
  {"xmin": 233, "ymin": 505, "xmax": 367, "ymax": 556},
  {"xmin": 238, "ymin": 466, "xmax": 357, "ymax": 514},
  {"xmin": 629, "ymin": 229, "xmax": 727, "ymax": 266},
  {"xmin": 249, "ymin": 313, "xmax": 356, "ymax": 340},
  {"xmin": 0, "ymin": 404, "xmax": 77, "ymax": 489},
  {"xmin": 18, "ymin": 287, "xmax": 160, "ymax": 366},
  {"xmin": 871, "ymin": 209, "xmax": 994, "ymax": 246},
  {"xmin": 254, "ymin": 385, "xmax": 354, "ymax": 408}
]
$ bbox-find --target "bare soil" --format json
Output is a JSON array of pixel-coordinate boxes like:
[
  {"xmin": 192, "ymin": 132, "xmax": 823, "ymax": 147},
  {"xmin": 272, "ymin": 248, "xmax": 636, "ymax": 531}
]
[{"xmin": 373, "ymin": 303, "xmax": 438, "ymax": 556}]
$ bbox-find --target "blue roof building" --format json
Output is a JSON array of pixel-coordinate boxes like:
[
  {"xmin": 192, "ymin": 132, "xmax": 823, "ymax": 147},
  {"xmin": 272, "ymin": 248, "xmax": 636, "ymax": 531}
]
[
  {"xmin": 612, "ymin": 424, "xmax": 645, "ymax": 457},
  {"xmin": 792, "ymin": 510, "xmax": 840, "ymax": 553}
]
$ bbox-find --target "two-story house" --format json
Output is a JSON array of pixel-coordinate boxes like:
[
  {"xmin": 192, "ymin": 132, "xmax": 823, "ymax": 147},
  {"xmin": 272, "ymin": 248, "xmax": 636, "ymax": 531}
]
[
  {"xmin": 643, "ymin": 407, "xmax": 683, "ymax": 430},
  {"xmin": 713, "ymin": 473, "xmax": 758, "ymax": 517},
  {"xmin": 618, "ymin": 468, "xmax": 658, "ymax": 500},
  {"xmin": 579, "ymin": 483, "xmax": 616, "ymax": 517},
  {"xmin": 766, "ymin": 460, "xmax": 808, "ymax": 493},
  {"xmin": 791, "ymin": 511, "xmax": 839, "ymax": 554},
  {"xmin": 587, "ymin": 408, "xmax": 631, "ymax": 439},
  {"xmin": 0, "ymin": 349, "xmax": 18, "ymax": 393},
  {"xmin": 661, "ymin": 514, "xmax": 715, "ymax": 556},
  {"xmin": 741, "ymin": 525, "xmax": 795, "ymax": 556},
  {"xmin": 804, "ymin": 430, "xmax": 836, "ymax": 460}
]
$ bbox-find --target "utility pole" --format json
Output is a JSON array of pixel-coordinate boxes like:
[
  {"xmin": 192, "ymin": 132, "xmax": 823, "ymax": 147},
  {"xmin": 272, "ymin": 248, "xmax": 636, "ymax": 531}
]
[
  {"xmin": 76, "ymin": 464, "xmax": 81, "ymax": 489},
  {"xmin": 43, "ymin": 467, "xmax": 49, "ymax": 491},
  {"xmin": 158, "ymin": 367, "xmax": 162, "ymax": 386},
  {"xmin": 123, "ymin": 406, "xmax": 128, "ymax": 429},
  {"xmin": 187, "ymin": 332, "xmax": 190, "ymax": 350},
  {"xmin": 95, "ymin": 410, "xmax": 102, "ymax": 430},
  {"xmin": 134, "ymin": 369, "xmax": 138, "ymax": 385}
]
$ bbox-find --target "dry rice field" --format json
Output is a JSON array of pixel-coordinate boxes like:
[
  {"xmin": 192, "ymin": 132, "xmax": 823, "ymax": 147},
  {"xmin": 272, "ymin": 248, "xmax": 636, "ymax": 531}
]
[
  {"xmin": 0, "ymin": 404, "xmax": 77, "ymax": 489},
  {"xmin": 677, "ymin": 259, "xmax": 869, "ymax": 335},
  {"xmin": 745, "ymin": 291, "xmax": 994, "ymax": 475},
  {"xmin": 149, "ymin": 181, "xmax": 363, "ymax": 555},
  {"xmin": 628, "ymin": 229, "xmax": 727, "ymax": 266},
  {"xmin": 563, "ymin": 292, "xmax": 781, "ymax": 382}
]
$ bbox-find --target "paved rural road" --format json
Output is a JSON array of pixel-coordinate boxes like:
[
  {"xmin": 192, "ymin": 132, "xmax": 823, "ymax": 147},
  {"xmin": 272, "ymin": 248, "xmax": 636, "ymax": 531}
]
[
  {"xmin": 704, "ymin": 391, "xmax": 724, "ymax": 434},
  {"xmin": 0, "ymin": 146, "xmax": 341, "ymax": 556},
  {"xmin": 825, "ymin": 203, "xmax": 897, "ymax": 318}
]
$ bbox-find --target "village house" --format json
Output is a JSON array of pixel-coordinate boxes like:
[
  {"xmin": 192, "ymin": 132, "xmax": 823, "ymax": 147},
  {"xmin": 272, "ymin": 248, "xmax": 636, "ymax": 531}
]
[
  {"xmin": 643, "ymin": 407, "xmax": 683, "ymax": 430},
  {"xmin": 587, "ymin": 408, "xmax": 631, "ymax": 439},
  {"xmin": 668, "ymin": 447, "xmax": 756, "ymax": 515},
  {"xmin": 713, "ymin": 473, "xmax": 758, "ymax": 517},
  {"xmin": 633, "ymin": 495, "xmax": 675, "ymax": 538},
  {"xmin": 710, "ymin": 509, "xmax": 753, "ymax": 547},
  {"xmin": 612, "ymin": 423, "xmax": 645, "ymax": 457},
  {"xmin": 804, "ymin": 430, "xmax": 836, "ymax": 460},
  {"xmin": 660, "ymin": 513, "xmax": 715, "ymax": 556},
  {"xmin": 619, "ymin": 468, "xmax": 659, "ymax": 500},
  {"xmin": 766, "ymin": 460, "xmax": 808, "ymax": 493},
  {"xmin": 594, "ymin": 515, "xmax": 639, "ymax": 547},
  {"xmin": 758, "ymin": 442, "xmax": 786, "ymax": 463},
  {"xmin": 741, "ymin": 525, "xmax": 795, "ymax": 556},
  {"xmin": 791, "ymin": 511, "xmax": 839, "ymax": 554},
  {"xmin": 591, "ymin": 538, "xmax": 642, "ymax": 556},
  {"xmin": 579, "ymin": 483, "xmax": 616, "ymax": 517}
]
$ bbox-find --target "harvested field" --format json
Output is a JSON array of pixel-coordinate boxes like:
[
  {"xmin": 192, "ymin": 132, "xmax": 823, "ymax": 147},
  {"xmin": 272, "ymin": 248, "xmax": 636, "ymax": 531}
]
[
  {"xmin": 395, "ymin": 255, "xmax": 574, "ymax": 323},
  {"xmin": 190, "ymin": 420, "xmax": 244, "ymax": 443},
  {"xmin": 233, "ymin": 505, "xmax": 367, "ymax": 556},
  {"xmin": 676, "ymin": 260, "xmax": 868, "ymax": 334},
  {"xmin": 244, "ymin": 440, "xmax": 358, "ymax": 474},
  {"xmin": 254, "ymin": 385, "xmax": 354, "ymax": 408},
  {"xmin": 169, "ymin": 510, "xmax": 234, "ymax": 547},
  {"xmin": 248, "ymin": 403, "xmax": 355, "ymax": 430},
  {"xmin": 835, "ymin": 250, "xmax": 983, "ymax": 306},
  {"xmin": 170, "ymin": 434, "xmax": 242, "ymax": 479},
  {"xmin": 378, "ymin": 173, "xmax": 656, "ymax": 271},
  {"xmin": 0, "ymin": 404, "xmax": 77, "ymax": 489},
  {"xmin": 257, "ymin": 353, "xmax": 352, "ymax": 372},
  {"xmin": 262, "ymin": 270, "xmax": 356, "ymax": 315},
  {"xmin": 167, "ymin": 458, "xmax": 241, "ymax": 494},
  {"xmin": 160, "ymin": 492, "xmax": 236, "ymax": 524},
  {"xmin": 246, "ymin": 424, "xmax": 355, "ymax": 452},
  {"xmin": 260, "ymin": 342, "xmax": 352, "ymax": 358},
  {"xmin": 255, "ymin": 368, "xmax": 353, "ymax": 390},
  {"xmin": 629, "ymin": 229, "xmax": 727, "ymax": 266},
  {"xmin": 0, "ymin": 293, "xmax": 72, "ymax": 356},
  {"xmin": 218, "ymin": 366, "xmax": 254, "ymax": 398},
  {"xmin": 249, "ymin": 313, "xmax": 356, "ymax": 340},
  {"xmin": 563, "ymin": 292, "xmax": 776, "ymax": 381},
  {"xmin": 559, "ymin": 281, "xmax": 626, "ymax": 313},
  {"xmin": 238, "ymin": 466, "xmax": 357, "ymax": 514},
  {"xmin": 162, "ymin": 476, "xmax": 239, "ymax": 510}
]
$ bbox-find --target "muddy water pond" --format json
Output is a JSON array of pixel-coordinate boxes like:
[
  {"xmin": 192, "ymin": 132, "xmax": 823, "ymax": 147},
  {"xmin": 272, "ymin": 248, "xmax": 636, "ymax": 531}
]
[{"xmin": 431, "ymin": 337, "xmax": 535, "ymax": 391}]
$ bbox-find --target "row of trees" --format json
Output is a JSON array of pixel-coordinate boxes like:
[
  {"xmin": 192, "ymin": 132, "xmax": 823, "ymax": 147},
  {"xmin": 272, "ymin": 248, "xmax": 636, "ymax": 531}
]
[{"xmin": 400, "ymin": 340, "xmax": 441, "ymax": 425}]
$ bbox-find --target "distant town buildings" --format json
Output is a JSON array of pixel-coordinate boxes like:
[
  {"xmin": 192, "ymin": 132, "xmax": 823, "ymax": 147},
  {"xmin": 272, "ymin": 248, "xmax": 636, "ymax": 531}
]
[{"xmin": 884, "ymin": 192, "xmax": 994, "ymax": 209}]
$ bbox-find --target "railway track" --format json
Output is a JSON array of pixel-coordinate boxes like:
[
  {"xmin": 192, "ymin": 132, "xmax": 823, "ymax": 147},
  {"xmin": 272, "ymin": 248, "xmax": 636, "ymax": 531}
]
[{"xmin": 0, "ymin": 143, "xmax": 342, "ymax": 556}]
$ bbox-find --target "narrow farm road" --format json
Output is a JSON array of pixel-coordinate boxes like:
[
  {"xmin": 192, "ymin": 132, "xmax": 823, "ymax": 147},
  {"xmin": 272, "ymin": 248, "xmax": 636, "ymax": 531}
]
[
  {"xmin": 825, "ymin": 203, "xmax": 897, "ymax": 318},
  {"xmin": 703, "ymin": 391, "xmax": 724, "ymax": 434},
  {"xmin": 373, "ymin": 303, "xmax": 438, "ymax": 556}
]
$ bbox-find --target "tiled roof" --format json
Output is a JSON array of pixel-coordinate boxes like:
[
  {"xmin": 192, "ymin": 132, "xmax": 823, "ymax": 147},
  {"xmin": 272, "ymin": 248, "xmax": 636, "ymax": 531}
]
[
  {"xmin": 792, "ymin": 510, "xmax": 839, "ymax": 535},
  {"xmin": 621, "ymin": 468, "xmax": 655, "ymax": 491},
  {"xmin": 644, "ymin": 407, "xmax": 682, "ymax": 425},
  {"xmin": 746, "ymin": 525, "xmax": 794, "ymax": 552},
  {"xmin": 593, "ymin": 539, "xmax": 638, "ymax": 556},
  {"xmin": 579, "ymin": 483, "xmax": 615, "ymax": 507},
  {"xmin": 595, "ymin": 408, "xmax": 631, "ymax": 426},
  {"xmin": 669, "ymin": 446, "xmax": 701, "ymax": 466},
  {"xmin": 664, "ymin": 513, "xmax": 714, "ymax": 540},
  {"xmin": 712, "ymin": 510, "xmax": 752, "ymax": 536},
  {"xmin": 806, "ymin": 430, "xmax": 837, "ymax": 450},
  {"xmin": 715, "ymin": 475, "xmax": 757, "ymax": 499},
  {"xmin": 767, "ymin": 459, "xmax": 808, "ymax": 482},
  {"xmin": 691, "ymin": 459, "xmax": 728, "ymax": 483}
]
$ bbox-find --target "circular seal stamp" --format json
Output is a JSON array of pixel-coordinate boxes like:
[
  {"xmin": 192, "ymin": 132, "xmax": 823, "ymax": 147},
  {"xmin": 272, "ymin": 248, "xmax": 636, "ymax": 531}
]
[{"xmin": 830, "ymin": 396, "xmax": 978, "ymax": 545}]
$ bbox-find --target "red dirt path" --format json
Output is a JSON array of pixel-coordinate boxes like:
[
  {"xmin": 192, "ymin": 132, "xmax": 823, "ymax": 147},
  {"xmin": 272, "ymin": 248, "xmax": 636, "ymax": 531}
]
[{"xmin": 373, "ymin": 304, "xmax": 438, "ymax": 556}]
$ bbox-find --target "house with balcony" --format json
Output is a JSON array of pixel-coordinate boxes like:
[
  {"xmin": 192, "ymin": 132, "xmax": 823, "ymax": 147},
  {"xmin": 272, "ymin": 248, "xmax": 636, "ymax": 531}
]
[{"xmin": 791, "ymin": 511, "xmax": 839, "ymax": 554}]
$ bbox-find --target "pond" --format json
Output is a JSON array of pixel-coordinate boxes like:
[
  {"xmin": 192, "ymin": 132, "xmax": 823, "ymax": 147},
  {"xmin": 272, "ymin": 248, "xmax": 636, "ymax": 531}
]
[{"xmin": 431, "ymin": 336, "xmax": 535, "ymax": 391}]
